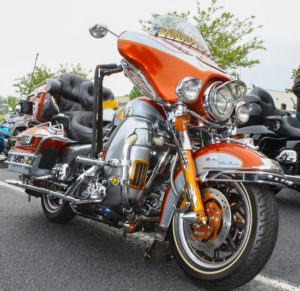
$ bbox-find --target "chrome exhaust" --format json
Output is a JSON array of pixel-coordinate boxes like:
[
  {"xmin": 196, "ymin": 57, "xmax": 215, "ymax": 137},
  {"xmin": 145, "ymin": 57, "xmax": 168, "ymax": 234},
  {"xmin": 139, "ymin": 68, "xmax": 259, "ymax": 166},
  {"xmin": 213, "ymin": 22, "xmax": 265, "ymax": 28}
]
[
  {"xmin": 6, "ymin": 179, "xmax": 80, "ymax": 203},
  {"xmin": 6, "ymin": 179, "xmax": 106, "ymax": 205}
]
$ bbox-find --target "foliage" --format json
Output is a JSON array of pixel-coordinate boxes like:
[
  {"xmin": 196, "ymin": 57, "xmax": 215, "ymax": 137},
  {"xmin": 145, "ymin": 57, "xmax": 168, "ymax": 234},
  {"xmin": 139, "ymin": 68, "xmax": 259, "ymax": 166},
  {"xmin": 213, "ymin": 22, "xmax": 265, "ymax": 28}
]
[
  {"xmin": 129, "ymin": 86, "xmax": 143, "ymax": 100},
  {"xmin": 140, "ymin": 0, "xmax": 265, "ymax": 76},
  {"xmin": 0, "ymin": 95, "xmax": 19, "ymax": 111},
  {"xmin": 291, "ymin": 97, "xmax": 296, "ymax": 110},
  {"xmin": 7, "ymin": 96, "xmax": 18, "ymax": 110},
  {"xmin": 13, "ymin": 63, "xmax": 92, "ymax": 96},
  {"xmin": 285, "ymin": 67, "xmax": 299, "ymax": 93}
]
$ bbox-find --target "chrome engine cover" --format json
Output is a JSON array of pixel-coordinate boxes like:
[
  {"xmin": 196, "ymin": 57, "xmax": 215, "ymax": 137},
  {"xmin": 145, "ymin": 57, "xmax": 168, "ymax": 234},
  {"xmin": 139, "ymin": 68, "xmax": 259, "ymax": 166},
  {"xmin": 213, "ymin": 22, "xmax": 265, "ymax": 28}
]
[{"xmin": 102, "ymin": 98, "xmax": 165, "ymax": 207}]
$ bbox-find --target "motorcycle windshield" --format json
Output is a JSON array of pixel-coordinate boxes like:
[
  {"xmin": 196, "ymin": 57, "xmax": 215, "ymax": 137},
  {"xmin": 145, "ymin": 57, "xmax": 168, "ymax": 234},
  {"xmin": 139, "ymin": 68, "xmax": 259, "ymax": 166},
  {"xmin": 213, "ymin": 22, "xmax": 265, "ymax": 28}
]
[{"xmin": 152, "ymin": 15, "xmax": 210, "ymax": 54}]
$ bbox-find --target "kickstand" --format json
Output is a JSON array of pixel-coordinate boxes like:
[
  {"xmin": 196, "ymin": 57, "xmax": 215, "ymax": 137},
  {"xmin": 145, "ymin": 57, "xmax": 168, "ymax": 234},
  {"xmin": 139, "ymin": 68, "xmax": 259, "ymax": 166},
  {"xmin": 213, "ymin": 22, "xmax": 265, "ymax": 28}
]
[{"xmin": 144, "ymin": 240, "xmax": 173, "ymax": 262}]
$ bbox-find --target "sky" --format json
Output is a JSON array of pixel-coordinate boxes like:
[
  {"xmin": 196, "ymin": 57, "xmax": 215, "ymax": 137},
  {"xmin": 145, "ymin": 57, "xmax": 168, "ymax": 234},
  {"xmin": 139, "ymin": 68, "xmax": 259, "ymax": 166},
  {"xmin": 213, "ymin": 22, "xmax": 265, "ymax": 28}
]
[{"xmin": 1, "ymin": 0, "xmax": 300, "ymax": 98}]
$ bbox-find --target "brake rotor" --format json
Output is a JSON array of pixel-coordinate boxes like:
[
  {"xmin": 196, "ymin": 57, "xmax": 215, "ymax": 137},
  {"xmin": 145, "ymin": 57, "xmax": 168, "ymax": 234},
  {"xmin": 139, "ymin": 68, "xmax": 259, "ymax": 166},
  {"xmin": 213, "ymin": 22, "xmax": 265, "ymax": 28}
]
[{"xmin": 185, "ymin": 187, "xmax": 231, "ymax": 252}]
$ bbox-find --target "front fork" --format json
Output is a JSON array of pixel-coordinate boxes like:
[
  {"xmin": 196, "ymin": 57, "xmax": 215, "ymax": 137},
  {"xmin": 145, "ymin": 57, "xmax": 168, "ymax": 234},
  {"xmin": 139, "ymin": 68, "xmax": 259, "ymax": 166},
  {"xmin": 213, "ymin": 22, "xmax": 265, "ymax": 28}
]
[{"xmin": 174, "ymin": 114, "xmax": 207, "ymax": 223}]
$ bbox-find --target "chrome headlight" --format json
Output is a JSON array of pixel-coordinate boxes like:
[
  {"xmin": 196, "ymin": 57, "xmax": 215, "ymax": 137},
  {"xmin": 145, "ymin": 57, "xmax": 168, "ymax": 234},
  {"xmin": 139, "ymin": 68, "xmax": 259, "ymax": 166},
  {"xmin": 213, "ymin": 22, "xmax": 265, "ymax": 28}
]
[
  {"xmin": 176, "ymin": 77, "xmax": 202, "ymax": 103},
  {"xmin": 204, "ymin": 80, "xmax": 247, "ymax": 122},
  {"xmin": 236, "ymin": 101, "xmax": 250, "ymax": 124}
]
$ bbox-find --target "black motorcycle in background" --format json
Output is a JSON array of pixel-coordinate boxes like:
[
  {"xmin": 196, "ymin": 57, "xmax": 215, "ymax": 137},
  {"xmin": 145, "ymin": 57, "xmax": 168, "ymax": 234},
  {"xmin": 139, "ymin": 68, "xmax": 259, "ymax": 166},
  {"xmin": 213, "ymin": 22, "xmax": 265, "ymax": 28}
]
[
  {"xmin": 238, "ymin": 86, "xmax": 300, "ymax": 189},
  {"xmin": 0, "ymin": 118, "xmax": 27, "ymax": 167}
]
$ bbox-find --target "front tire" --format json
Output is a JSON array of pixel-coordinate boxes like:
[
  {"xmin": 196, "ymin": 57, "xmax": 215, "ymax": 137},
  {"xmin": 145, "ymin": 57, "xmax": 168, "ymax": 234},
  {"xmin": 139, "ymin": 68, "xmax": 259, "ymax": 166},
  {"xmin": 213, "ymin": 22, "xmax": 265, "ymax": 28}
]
[
  {"xmin": 41, "ymin": 194, "xmax": 76, "ymax": 223},
  {"xmin": 170, "ymin": 182, "xmax": 278, "ymax": 290}
]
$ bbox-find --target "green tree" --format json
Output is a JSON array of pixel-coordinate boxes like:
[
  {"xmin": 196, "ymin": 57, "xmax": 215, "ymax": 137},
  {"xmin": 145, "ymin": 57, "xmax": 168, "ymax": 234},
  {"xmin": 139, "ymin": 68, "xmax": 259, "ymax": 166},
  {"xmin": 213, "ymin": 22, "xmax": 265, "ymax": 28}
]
[
  {"xmin": 140, "ymin": 0, "xmax": 265, "ymax": 76},
  {"xmin": 13, "ymin": 63, "xmax": 92, "ymax": 96},
  {"xmin": 129, "ymin": 86, "xmax": 143, "ymax": 100},
  {"xmin": 57, "ymin": 63, "xmax": 92, "ymax": 78},
  {"xmin": 285, "ymin": 67, "xmax": 299, "ymax": 93},
  {"xmin": 7, "ymin": 96, "xmax": 18, "ymax": 111},
  {"xmin": 0, "ymin": 96, "xmax": 8, "ymax": 105}
]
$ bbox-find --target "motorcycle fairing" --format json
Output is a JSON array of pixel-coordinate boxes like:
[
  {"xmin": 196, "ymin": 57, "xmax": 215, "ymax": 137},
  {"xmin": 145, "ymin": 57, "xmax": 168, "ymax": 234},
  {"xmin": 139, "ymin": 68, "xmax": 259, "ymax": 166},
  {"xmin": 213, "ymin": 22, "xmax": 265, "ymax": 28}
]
[
  {"xmin": 118, "ymin": 31, "xmax": 230, "ymax": 109},
  {"xmin": 159, "ymin": 142, "xmax": 284, "ymax": 230}
]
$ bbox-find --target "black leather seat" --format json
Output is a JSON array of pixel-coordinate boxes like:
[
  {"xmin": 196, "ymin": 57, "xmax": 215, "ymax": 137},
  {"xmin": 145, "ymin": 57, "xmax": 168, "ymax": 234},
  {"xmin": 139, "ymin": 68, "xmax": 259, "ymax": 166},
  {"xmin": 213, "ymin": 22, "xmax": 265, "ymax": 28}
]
[
  {"xmin": 248, "ymin": 87, "xmax": 290, "ymax": 117},
  {"xmin": 277, "ymin": 116, "xmax": 300, "ymax": 139},
  {"xmin": 47, "ymin": 74, "xmax": 115, "ymax": 112},
  {"xmin": 68, "ymin": 111, "xmax": 93, "ymax": 143},
  {"xmin": 79, "ymin": 80, "xmax": 114, "ymax": 111},
  {"xmin": 46, "ymin": 74, "xmax": 115, "ymax": 143},
  {"xmin": 47, "ymin": 74, "xmax": 87, "ymax": 103}
]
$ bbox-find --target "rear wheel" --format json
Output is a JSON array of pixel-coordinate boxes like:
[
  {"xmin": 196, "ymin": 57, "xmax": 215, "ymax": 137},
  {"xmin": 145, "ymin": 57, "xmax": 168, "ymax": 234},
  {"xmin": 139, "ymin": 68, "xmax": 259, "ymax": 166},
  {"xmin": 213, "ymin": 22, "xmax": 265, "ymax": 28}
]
[
  {"xmin": 41, "ymin": 194, "xmax": 76, "ymax": 223},
  {"xmin": 170, "ymin": 180, "xmax": 278, "ymax": 290}
]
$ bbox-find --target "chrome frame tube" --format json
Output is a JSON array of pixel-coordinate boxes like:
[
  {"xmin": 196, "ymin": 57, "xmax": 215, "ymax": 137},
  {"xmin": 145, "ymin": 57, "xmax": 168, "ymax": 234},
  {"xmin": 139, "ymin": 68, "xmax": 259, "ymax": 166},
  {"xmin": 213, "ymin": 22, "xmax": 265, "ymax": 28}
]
[{"xmin": 144, "ymin": 148, "xmax": 170, "ymax": 192}]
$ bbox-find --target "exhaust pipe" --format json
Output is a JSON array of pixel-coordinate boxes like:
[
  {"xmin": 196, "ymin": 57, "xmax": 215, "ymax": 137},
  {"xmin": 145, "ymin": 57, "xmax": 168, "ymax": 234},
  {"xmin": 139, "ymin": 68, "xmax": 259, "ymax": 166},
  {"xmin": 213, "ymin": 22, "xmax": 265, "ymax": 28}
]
[
  {"xmin": 6, "ymin": 179, "xmax": 80, "ymax": 203},
  {"xmin": 6, "ymin": 178, "xmax": 105, "ymax": 205}
]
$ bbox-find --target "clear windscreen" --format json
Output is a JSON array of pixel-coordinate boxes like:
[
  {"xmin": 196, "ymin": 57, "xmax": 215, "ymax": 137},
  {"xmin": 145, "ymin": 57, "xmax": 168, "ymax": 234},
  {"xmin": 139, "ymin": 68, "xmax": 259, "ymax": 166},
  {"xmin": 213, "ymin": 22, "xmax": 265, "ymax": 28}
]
[{"xmin": 152, "ymin": 15, "xmax": 210, "ymax": 53}]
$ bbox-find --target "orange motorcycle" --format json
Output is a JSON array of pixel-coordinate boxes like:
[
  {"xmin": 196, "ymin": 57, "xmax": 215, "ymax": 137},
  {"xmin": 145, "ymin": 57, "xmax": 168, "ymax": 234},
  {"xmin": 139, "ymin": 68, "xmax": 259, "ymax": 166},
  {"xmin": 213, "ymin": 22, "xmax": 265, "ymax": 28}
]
[{"xmin": 7, "ymin": 16, "xmax": 285, "ymax": 290}]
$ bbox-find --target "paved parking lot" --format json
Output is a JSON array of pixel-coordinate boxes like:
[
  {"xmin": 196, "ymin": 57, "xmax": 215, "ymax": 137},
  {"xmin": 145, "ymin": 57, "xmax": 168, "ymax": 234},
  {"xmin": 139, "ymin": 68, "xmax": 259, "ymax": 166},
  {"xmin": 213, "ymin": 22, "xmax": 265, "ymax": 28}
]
[{"xmin": 0, "ymin": 168, "xmax": 299, "ymax": 291}]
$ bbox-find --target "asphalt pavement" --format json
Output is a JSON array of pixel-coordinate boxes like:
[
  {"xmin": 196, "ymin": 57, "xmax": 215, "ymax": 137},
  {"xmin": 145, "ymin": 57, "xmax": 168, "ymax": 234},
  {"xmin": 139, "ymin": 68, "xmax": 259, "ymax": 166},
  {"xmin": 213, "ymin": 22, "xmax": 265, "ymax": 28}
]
[{"xmin": 0, "ymin": 168, "xmax": 299, "ymax": 291}]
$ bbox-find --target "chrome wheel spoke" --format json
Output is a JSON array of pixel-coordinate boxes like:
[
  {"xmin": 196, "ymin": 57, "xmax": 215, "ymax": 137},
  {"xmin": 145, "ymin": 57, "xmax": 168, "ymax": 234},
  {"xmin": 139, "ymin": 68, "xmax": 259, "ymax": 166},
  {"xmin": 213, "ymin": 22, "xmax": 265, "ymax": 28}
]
[
  {"xmin": 231, "ymin": 200, "xmax": 243, "ymax": 212},
  {"xmin": 213, "ymin": 248, "xmax": 220, "ymax": 260},
  {"xmin": 232, "ymin": 221, "xmax": 246, "ymax": 229},
  {"xmin": 226, "ymin": 234, "xmax": 237, "ymax": 251}
]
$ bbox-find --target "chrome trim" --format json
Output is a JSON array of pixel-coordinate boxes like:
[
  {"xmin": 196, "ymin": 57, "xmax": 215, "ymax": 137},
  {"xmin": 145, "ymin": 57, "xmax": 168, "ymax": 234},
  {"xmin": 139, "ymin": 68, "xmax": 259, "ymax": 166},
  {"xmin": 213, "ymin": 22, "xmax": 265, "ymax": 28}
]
[
  {"xmin": 6, "ymin": 179, "xmax": 79, "ymax": 203},
  {"xmin": 6, "ymin": 166, "xmax": 105, "ymax": 205},
  {"xmin": 170, "ymin": 153, "xmax": 179, "ymax": 197},
  {"xmin": 186, "ymin": 108, "xmax": 224, "ymax": 129},
  {"xmin": 7, "ymin": 152, "xmax": 34, "ymax": 157},
  {"xmin": 216, "ymin": 137, "xmax": 257, "ymax": 150},
  {"xmin": 276, "ymin": 150, "xmax": 298, "ymax": 163},
  {"xmin": 122, "ymin": 60, "xmax": 162, "ymax": 103},
  {"xmin": 6, "ymin": 161, "xmax": 31, "ymax": 168},
  {"xmin": 203, "ymin": 82, "xmax": 222, "ymax": 122},
  {"xmin": 202, "ymin": 170, "xmax": 289, "ymax": 187},
  {"xmin": 32, "ymin": 135, "xmax": 76, "ymax": 162}
]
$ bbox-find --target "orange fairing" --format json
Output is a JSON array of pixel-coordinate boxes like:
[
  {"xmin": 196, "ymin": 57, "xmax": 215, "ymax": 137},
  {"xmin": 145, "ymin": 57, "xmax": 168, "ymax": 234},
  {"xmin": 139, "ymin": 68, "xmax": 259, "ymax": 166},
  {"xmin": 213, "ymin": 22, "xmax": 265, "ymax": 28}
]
[{"xmin": 118, "ymin": 32, "xmax": 230, "ymax": 115}]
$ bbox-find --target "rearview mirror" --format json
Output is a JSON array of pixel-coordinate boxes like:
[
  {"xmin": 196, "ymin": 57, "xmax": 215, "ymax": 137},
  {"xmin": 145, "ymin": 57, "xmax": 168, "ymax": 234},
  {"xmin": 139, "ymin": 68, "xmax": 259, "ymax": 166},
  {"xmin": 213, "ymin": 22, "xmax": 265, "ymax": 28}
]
[{"xmin": 89, "ymin": 24, "xmax": 108, "ymax": 38}]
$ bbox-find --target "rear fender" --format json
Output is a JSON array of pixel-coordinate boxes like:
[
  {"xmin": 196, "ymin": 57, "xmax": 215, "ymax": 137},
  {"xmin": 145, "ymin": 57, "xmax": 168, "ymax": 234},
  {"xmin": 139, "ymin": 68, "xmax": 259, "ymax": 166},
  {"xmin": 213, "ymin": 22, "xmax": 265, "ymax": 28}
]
[{"xmin": 158, "ymin": 142, "xmax": 285, "ymax": 232}]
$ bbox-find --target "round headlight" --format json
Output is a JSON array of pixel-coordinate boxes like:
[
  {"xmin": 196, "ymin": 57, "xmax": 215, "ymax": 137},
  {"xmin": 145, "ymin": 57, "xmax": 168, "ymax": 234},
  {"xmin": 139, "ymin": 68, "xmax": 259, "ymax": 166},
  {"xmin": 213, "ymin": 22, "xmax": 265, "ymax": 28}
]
[
  {"xmin": 206, "ymin": 84, "xmax": 234, "ymax": 121},
  {"xmin": 176, "ymin": 77, "xmax": 202, "ymax": 103},
  {"xmin": 204, "ymin": 80, "xmax": 247, "ymax": 122},
  {"xmin": 236, "ymin": 102, "xmax": 250, "ymax": 124}
]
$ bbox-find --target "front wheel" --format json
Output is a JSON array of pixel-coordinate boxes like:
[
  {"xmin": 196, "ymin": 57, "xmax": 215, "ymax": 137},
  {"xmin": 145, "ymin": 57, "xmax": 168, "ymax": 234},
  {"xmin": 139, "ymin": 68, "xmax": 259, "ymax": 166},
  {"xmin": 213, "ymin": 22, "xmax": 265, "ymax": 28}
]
[
  {"xmin": 170, "ymin": 181, "xmax": 278, "ymax": 290},
  {"xmin": 41, "ymin": 194, "xmax": 76, "ymax": 223}
]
